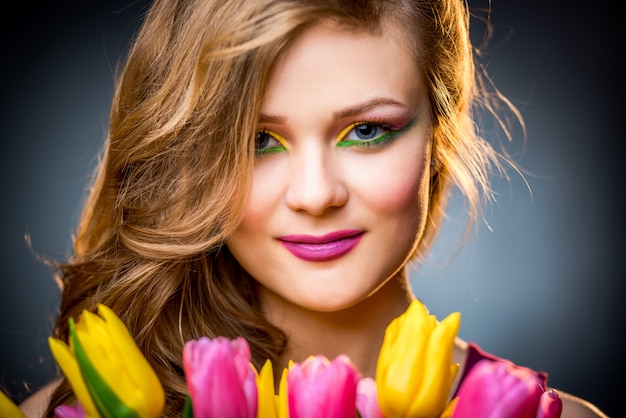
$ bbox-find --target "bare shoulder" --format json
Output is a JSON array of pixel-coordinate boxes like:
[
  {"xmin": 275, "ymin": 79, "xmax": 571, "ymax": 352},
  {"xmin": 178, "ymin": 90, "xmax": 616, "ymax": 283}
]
[
  {"xmin": 557, "ymin": 389, "xmax": 608, "ymax": 418},
  {"xmin": 19, "ymin": 380, "xmax": 60, "ymax": 418}
]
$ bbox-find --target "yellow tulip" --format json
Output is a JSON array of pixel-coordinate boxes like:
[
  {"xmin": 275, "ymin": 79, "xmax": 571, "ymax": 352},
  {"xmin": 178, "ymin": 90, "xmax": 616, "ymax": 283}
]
[
  {"xmin": 256, "ymin": 359, "xmax": 278, "ymax": 418},
  {"xmin": 276, "ymin": 366, "xmax": 290, "ymax": 418},
  {"xmin": 49, "ymin": 304, "xmax": 164, "ymax": 418},
  {"xmin": 376, "ymin": 299, "xmax": 460, "ymax": 418},
  {"xmin": 49, "ymin": 335, "xmax": 100, "ymax": 417},
  {"xmin": 0, "ymin": 389, "xmax": 26, "ymax": 418},
  {"xmin": 439, "ymin": 398, "xmax": 459, "ymax": 418}
]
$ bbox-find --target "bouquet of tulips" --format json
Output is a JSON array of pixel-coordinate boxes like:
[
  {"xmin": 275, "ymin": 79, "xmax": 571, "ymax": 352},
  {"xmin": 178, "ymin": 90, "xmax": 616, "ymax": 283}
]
[{"xmin": 0, "ymin": 300, "xmax": 563, "ymax": 418}]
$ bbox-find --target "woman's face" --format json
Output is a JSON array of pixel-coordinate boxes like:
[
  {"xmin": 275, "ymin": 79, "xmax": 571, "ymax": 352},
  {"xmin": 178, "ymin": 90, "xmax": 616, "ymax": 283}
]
[{"xmin": 227, "ymin": 21, "xmax": 432, "ymax": 314}]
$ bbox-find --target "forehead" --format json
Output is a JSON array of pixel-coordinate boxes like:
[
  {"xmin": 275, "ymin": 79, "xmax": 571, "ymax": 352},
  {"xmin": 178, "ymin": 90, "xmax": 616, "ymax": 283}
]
[{"xmin": 261, "ymin": 21, "xmax": 425, "ymax": 115}]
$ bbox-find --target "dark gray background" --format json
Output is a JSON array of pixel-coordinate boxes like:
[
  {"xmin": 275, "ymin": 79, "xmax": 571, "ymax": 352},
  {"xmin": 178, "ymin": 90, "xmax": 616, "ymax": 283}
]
[{"xmin": 1, "ymin": 1, "xmax": 622, "ymax": 416}]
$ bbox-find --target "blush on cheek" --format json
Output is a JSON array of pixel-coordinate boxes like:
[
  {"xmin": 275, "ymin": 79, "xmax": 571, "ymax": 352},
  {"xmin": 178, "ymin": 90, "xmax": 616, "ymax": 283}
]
[
  {"xmin": 366, "ymin": 158, "xmax": 428, "ymax": 214},
  {"xmin": 379, "ymin": 182, "xmax": 416, "ymax": 214},
  {"xmin": 241, "ymin": 166, "xmax": 285, "ymax": 230}
]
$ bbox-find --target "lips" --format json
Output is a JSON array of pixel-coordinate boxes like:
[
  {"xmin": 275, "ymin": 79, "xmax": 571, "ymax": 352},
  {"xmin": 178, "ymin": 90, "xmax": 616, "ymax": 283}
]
[{"xmin": 277, "ymin": 230, "xmax": 364, "ymax": 262}]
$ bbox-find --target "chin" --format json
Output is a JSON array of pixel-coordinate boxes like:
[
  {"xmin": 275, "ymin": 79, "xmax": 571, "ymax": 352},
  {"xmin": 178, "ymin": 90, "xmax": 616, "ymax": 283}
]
[
  {"xmin": 292, "ymin": 284, "xmax": 387, "ymax": 314},
  {"xmin": 296, "ymin": 296, "xmax": 361, "ymax": 313}
]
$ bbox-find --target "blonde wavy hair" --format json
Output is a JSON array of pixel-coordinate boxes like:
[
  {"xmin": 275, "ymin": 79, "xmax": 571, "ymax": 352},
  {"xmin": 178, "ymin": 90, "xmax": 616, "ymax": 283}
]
[{"xmin": 46, "ymin": 0, "xmax": 518, "ymax": 415}]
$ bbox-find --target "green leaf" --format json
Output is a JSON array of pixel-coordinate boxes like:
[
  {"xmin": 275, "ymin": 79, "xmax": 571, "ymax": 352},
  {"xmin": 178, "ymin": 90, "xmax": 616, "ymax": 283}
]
[
  {"xmin": 69, "ymin": 317, "xmax": 140, "ymax": 418},
  {"xmin": 183, "ymin": 395, "xmax": 194, "ymax": 418}
]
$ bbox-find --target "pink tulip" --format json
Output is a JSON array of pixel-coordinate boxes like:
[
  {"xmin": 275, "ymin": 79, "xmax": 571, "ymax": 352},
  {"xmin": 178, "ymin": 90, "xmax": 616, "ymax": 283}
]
[
  {"xmin": 356, "ymin": 377, "xmax": 384, "ymax": 418},
  {"xmin": 536, "ymin": 389, "xmax": 563, "ymax": 418},
  {"xmin": 452, "ymin": 360, "xmax": 561, "ymax": 418},
  {"xmin": 54, "ymin": 402, "xmax": 86, "ymax": 418},
  {"xmin": 182, "ymin": 336, "xmax": 257, "ymax": 418},
  {"xmin": 287, "ymin": 354, "xmax": 361, "ymax": 418}
]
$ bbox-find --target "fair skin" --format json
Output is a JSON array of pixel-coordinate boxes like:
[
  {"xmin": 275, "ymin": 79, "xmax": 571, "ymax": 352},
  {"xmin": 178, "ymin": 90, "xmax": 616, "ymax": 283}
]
[
  {"xmin": 226, "ymin": 20, "xmax": 606, "ymax": 417},
  {"xmin": 21, "ymin": 20, "xmax": 606, "ymax": 418},
  {"xmin": 226, "ymin": 20, "xmax": 430, "ymax": 378}
]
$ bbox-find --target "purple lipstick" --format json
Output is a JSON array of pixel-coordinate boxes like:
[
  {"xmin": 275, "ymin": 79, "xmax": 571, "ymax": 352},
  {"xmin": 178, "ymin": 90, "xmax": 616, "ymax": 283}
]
[{"xmin": 277, "ymin": 230, "xmax": 364, "ymax": 262}]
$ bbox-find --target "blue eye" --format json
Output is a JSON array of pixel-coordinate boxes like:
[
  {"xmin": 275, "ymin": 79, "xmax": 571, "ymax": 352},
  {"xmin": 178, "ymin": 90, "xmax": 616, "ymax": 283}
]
[
  {"xmin": 347, "ymin": 124, "xmax": 385, "ymax": 140},
  {"xmin": 337, "ymin": 122, "xmax": 395, "ymax": 149},
  {"xmin": 255, "ymin": 130, "xmax": 286, "ymax": 156}
]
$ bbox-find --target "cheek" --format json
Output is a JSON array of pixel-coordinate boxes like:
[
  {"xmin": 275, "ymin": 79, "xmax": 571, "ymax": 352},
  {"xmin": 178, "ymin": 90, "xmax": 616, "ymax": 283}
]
[
  {"xmin": 226, "ymin": 173, "xmax": 279, "ymax": 273},
  {"xmin": 353, "ymin": 152, "xmax": 429, "ymax": 217},
  {"xmin": 238, "ymin": 164, "xmax": 285, "ymax": 232},
  {"xmin": 239, "ymin": 190, "xmax": 268, "ymax": 231}
]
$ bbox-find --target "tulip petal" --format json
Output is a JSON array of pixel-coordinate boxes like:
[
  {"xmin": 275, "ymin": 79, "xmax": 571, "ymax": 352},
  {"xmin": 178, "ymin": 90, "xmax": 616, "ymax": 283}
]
[
  {"xmin": 183, "ymin": 337, "xmax": 257, "ymax": 418},
  {"xmin": 95, "ymin": 304, "xmax": 164, "ymax": 417},
  {"xmin": 70, "ymin": 318, "xmax": 140, "ymax": 418},
  {"xmin": 489, "ymin": 373, "xmax": 542, "ymax": 418},
  {"xmin": 75, "ymin": 312, "xmax": 127, "ymax": 392},
  {"xmin": 48, "ymin": 337, "xmax": 98, "ymax": 417},
  {"xmin": 287, "ymin": 355, "xmax": 359, "ymax": 418},
  {"xmin": 440, "ymin": 398, "xmax": 459, "ymax": 418},
  {"xmin": 376, "ymin": 300, "xmax": 460, "ymax": 418},
  {"xmin": 409, "ymin": 311, "xmax": 460, "ymax": 416},
  {"xmin": 356, "ymin": 378, "xmax": 383, "ymax": 418},
  {"xmin": 276, "ymin": 367, "xmax": 289, "ymax": 418},
  {"xmin": 54, "ymin": 402, "xmax": 87, "ymax": 418},
  {"xmin": 536, "ymin": 389, "xmax": 562, "ymax": 418},
  {"xmin": 71, "ymin": 307, "xmax": 163, "ymax": 418},
  {"xmin": 452, "ymin": 360, "xmax": 547, "ymax": 418},
  {"xmin": 76, "ymin": 310, "xmax": 140, "ymax": 415},
  {"xmin": 0, "ymin": 389, "xmax": 27, "ymax": 418},
  {"xmin": 257, "ymin": 359, "xmax": 277, "ymax": 418},
  {"xmin": 49, "ymin": 307, "xmax": 164, "ymax": 418},
  {"xmin": 376, "ymin": 300, "xmax": 432, "ymax": 415}
]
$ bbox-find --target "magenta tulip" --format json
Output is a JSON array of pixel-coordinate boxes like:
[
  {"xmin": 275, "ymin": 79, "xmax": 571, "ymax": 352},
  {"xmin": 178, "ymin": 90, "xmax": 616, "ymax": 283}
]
[
  {"xmin": 54, "ymin": 403, "xmax": 86, "ymax": 418},
  {"xmin": 287, "ymin": 354, "xmax": 361, "ymax": 418},
  {"xmin": 356, "ymin": 377, "xmax": 384, "ymax": 418},
  {"xmin": 452, "ymin": 359, "xmax": 561, "ymax": 418},
  {"xmin": 536, "ymin": 389, "xmax": 563, "ymax": 418},
  {"xmin": 182, "ymin": 336, "xmax": 257, "ymax": 418}
]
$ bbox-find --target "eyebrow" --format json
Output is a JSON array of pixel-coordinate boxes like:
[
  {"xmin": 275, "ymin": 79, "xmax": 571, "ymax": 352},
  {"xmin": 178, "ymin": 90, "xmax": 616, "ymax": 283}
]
[
  {"xmin": 258, "ymin": 97, "xmax": 408, "ymax": 124},
  {"xmin": 334, "ymin": 97, "xmax": 407, "ymax": 119}
]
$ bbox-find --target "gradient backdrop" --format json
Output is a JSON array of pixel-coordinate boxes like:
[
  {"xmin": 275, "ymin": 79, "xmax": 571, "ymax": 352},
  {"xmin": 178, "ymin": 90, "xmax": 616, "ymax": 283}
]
[{"xmin": 1, "ymin": 1, "xmax": 622, "ymax": 416}]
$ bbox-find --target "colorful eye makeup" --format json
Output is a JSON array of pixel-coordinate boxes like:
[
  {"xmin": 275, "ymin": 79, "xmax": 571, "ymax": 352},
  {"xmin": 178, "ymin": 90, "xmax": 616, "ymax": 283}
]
[
  {"xmin": 336, "ymin": 116, "xmax": 416, "ymax": 149},
  {"xmin": 255, "ymin": 129, "xmax": 288, "ymax": 156},
  {"xmin": 254, "ymin": 114, "xmax": 417, "ymax": 156}
]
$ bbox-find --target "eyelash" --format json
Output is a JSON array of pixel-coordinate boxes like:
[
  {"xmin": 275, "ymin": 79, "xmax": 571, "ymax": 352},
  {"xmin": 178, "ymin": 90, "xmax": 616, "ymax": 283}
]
[
  {"xmin": 336, "ymin": 120, "xmax": 399, "ymax": 149},
  {"xmin": 255, "ymin": 129, "xmax": 287, "ymax": 157}
]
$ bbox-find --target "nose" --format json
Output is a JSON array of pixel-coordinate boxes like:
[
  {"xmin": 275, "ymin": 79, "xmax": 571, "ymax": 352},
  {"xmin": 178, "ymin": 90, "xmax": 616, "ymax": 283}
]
[{"xmin": 284, "ymin": 147, "xmax": 348, "ymax": 216}]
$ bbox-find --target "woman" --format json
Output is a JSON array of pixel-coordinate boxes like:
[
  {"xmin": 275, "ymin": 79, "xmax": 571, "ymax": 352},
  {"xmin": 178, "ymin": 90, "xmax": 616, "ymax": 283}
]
[{"xmin": 20, "ymin": 0, "xmax": 606, "ymax": 416}]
